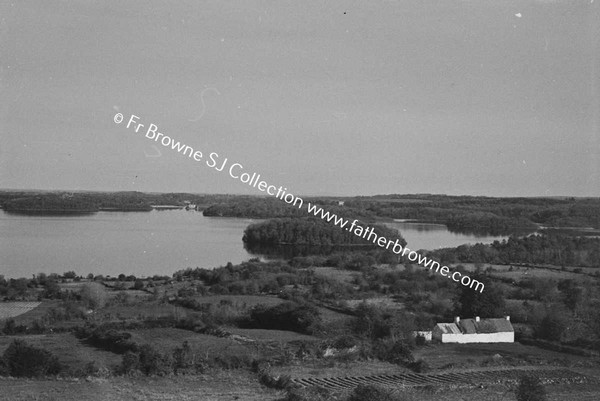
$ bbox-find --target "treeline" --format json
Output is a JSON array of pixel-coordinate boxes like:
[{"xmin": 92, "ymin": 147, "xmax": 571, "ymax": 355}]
[
  {"xmin": 203, "ymin": 198, "xmax": 305, "ymax": 218},
  {"xmin": 344, "ymin": 195, "xmax": 600, "ymax": 230},
  {"xmin": 427, "ymin": 234, "xmax": 600, "ymax": 267},
  {"xmin": 1, "ymin": 192, "xmax": 152, "ymax": 213},
  {"xmin": 2, "ymin": 194, "xmax": 99, "ymax": 213},
  {"xmin": 242, "ymin": 217, "xmax": 405, "ymax": 248},
  {"xmin": 446, "ymin": 212, "xmax": 537, "ymax": 235},
  {"xmin": 203, "ymin": 197, "xmax": 374, "ymax": 221},
  {"xmin": 0, "ymin": 191, "xmax": 262, "ymax": 213}
]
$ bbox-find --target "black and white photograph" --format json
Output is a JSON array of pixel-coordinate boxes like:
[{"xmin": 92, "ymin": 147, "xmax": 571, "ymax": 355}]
[{"xmin": 1, "ymin": 1, "xmax": 599, "ymax": 400}]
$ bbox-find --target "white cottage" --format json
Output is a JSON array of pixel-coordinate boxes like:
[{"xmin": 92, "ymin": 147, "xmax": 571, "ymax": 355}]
[{"xmin": 433, "ymin": 316, "xmax": 514, "ymax": 343}]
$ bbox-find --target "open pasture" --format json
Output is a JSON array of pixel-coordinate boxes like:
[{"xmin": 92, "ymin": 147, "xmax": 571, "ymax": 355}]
[
  {"xmin": 190, "ymin": 294, "xmax": 284, "ymax": 307},
  {"xmin": 0, "ymin": 333, "xmax": 121, "ymax": 372},
  {"xmin": 128, "ymin": 327, "xmax": 251, "ymax": 355},
  {"xmin": 455, "ymin": 263, "xmax": 598, "ymax": 282},
  {"xmin": 225, "ymin": 327, "xmax": 318, "ymax": 343},
  {"xmin": 413, "ymin": 342, "xmax": 600, "ymax": 371},
  {"xmin": 312, "ymin": 267, "xmax": 359, "ymax": 283}
]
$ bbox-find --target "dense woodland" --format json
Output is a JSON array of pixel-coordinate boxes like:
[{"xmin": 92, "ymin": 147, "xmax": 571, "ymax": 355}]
[
  {"xmin": 242, "ymin": 217, "xmax": 405, "ymax": 248},
  {"xmin": 345, "ymin": 195, "xmax": 600, "ymax": 230},
  {"xmin": 0, "ymin": 191, "xmax": 263, "ymax": 213},
  {"xmin": 2, "ymin": 194, "xmax": 100, "ymax": 213},
  {"xmin": 427, "ymin": 234, "xmax": 600, "ymax": 267},
  {"xmin": 203, "ymin": 198, "xmax": 306, "ymax": 218}
]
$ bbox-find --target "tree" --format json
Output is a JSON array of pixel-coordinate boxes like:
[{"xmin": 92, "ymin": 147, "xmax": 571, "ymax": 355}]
[
  {"xmin": 516, "ymin": 375, "xmax": 547, "ymax": 401},
  {"xmin": 2, "ymin": 340, "xmax": 61, "ymax": 377},
  {"xmin": 43, "ymin": 280, "xmax": 61, "ymax": 299},
  {"xmin": 455, "ymin": 275, "xmax": 505, "ymax": 318},
  {"xmin": 537, "ymin": 313, "xmax": 568, "ymax": 342},
  {"xmin": 63, "ymin": 271, "xmax": 77, "ymax": 279},
  {"xmin": 557, "ymin": 279, "xmax": 583, "ymax": 311},
  {"xmin": 79, "ymin": 283, "xmax": 107, "ymax": 309}
]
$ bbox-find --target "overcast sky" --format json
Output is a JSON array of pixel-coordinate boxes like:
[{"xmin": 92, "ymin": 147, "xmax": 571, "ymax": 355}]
[{"xmin": 1, "ymin": 0, "xmax": 598, "ymax": 197}]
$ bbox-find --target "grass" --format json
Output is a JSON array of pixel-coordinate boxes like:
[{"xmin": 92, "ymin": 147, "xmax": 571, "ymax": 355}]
[
  {"xmin": 413, "ymin": 342, "xmax": 600, "ymax": 371},
  {"xmin": 0, "ymin": 333, "xmax": 121, "ymax": 373},
  {"xmin": 278, "ymin": 359, "xmax": 406, "ymax": 379},
  {"xmin": 189, "ymin": 294, "xmax": 285, "ymax": 307},
  {"xmin": 128, "ymin": 328, "xmax": 255, "ymax": 361},
  {"xmin": 1, "ymin": 377, "xmax": 599, "ymax": 401},
  {"xmin": 9, "ymin": 300, "xmax": 61, "ymax": 325},
  {"xmin": 312, "ymin": 267, "xmax": 359, "ymax": 283},
  {"xmin": 0, "ymin": 370, "xmax": 282, "ymax": 401},
  {"xmin": 96, "ymin": 302, "xmax": 191, "ymax": 322},
  {"xmin": 225, "ymin": 327, "xmax": 318, "ymax": 342},
  {"xmin": 454, "ymin": 263, "xmax": 597, "ymax": 283},
  {"xmin": 343, "ymin": 297, "xmax": 404, "ymax": 310}
]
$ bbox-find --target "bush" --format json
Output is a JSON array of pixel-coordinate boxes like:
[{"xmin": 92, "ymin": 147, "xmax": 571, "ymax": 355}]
[
  {"xmin": 2, "ymin": 318, "xmax": 27, "ymax": 335},
  {"xmin": 249, "ymin": 301, "xmax": 321, "ymax": 334},
  {"xmin": 85, "ymin": 327, "xmax": 139, "ymax": 354},
  {"xmin": 347, "ymin": 384, "xmax": 410, "ymax": 401},
  {"xmin": 138, "ymin": 344, "xmax": 173, "ymax": 376},
  {"xmin": 408, "ymin": 359, "xmax": 430, "ymax": 373},
  {"xmin": 2, "ymin": 340, "xmax": 62, "ymax": 377},
  {"xmin": 119, "ymin": 344, "xmax": 174, "ymax": 376},
  {"xmin": 372, "ymin": 339, "xmax": 414, "ymax": 366},
  {"xmin": 120, "ymin": 351, "xmax": 140, "ymax": 375},
  {"xmin": 516, "ymin": 375, "xmax": 547, "ymax": 401},
  {"xmin": 284, "ymin": 386, "xmax": 333, "ymax": 401},
  {"xmin": 536, "ymin": 314, "xmax": 568, "ymax": 342}
]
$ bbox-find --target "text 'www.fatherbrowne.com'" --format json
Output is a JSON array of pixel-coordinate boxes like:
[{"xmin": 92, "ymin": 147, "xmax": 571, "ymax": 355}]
[{"xmin": 114, "ymin": 112, "xmax": 484, "ymax": 293}]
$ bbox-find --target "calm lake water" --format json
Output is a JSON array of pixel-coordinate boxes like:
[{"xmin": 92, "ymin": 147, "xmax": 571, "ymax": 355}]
[
  {"xmin": 1, "ymin": 211, "xmax": 507, "ymax": 279},
  {"xmin": 384, "ymin": 220, "xmax": 506, "ymax": 251},
  {"xmin": 0, "ymin": 210, "xmax": 256, "ymax": 279}
]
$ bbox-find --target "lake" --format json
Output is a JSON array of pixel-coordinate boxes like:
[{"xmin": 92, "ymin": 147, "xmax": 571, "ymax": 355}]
[
  {"xmin": 384, "ymin": 220, "xmax": 506, "ymax": 251},
  {"xmin": 0, "ymin": 210, "xmax": 256, "ymax": 279},
  {"xmin": 1, "ymin": 211, "xmax": 507, "ymax": 279}
]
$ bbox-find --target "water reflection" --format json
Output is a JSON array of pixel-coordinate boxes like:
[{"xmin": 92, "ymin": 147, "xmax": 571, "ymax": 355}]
[{"xmin": 384, "ymin": 220, "xmax": 512, "ymax": 251}]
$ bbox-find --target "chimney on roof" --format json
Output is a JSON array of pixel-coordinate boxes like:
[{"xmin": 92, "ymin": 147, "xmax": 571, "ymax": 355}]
[
  {"xmin": 505, "ymin": 315, "xmax": 510, "ymax": 321},
  {"xmin": 475, "ymin": 316, "xmax": 480, "ymax": 322},
  {"xmin": 454, "ymin": 316, "xmax": 460, "ymax": 324}
]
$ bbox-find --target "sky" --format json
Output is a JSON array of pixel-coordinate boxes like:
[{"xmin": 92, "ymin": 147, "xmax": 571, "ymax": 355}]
[{"xmin": 1, "ymin": 0, "xmax": 598, "ymax": 197}]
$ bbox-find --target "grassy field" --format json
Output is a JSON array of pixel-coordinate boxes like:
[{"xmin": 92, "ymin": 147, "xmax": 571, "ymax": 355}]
[
  {"xmin": 189, "ymin": 295, "xmax": 285, "ymax": 307},
  {"xmin": 0, "ymin": 371, "xmax": 281, "ymax": 401},
  {"xmin": 0, "ymin": 333, "xmax": 122, "ymax": 373},
  {"xmin": 225, "ymin": 327, "xmax": 318, "ymax": 343},
  {"xmin": 96, "ymin": 302, "xmax": 193, "ymax": 322},
  {"xmin": 277, "ymin": 359, "xmax": 407, "ymax": 379},
  {"xmin": 413, "ymin": 342, "xmax": 600, "ymax": 371},
  {"xmin": 2, "ymin": 374, "xmax": 598, "ymax": 401},
  {"xmin": 454, "ymin": 263, "xmax": 598, "ymax": 282},
  {"xmin": 8, "ymin": 300, "xmax": 61, "ymax": 325},
  {"xmin": 312, "ymin": 267, "xmax": 358, "ymax": 283},
  {"xmin": 129, "ymin": 328, "xmax": 248, "ymax": 350}
]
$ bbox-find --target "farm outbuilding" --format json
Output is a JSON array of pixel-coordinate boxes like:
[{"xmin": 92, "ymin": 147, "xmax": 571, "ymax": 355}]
[
  {"xmin": 433, "ymin": 316, "xmax": 514, "ymax": 343},
  {"xmin": 412, "ymin": 331, "xmax": 432, "ymax": 342}
]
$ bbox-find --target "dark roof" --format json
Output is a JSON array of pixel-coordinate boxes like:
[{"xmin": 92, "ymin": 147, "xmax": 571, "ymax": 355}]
[
  {"xmin": 459, "ymin": 318, "xmax": 513, "ymax": 333},
  {"xmin": 434, "ymin": 323, "xmax": 461, "ymax": 334}
]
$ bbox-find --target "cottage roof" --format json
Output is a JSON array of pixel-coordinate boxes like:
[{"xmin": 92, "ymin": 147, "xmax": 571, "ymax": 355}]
[
  {"xmin": 438, "ymin": 318, "xmax": 514, "ymax": 334},
  {"xmin": 434, "ymin": 323, "xmax": 462, "ymax": 334}
]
